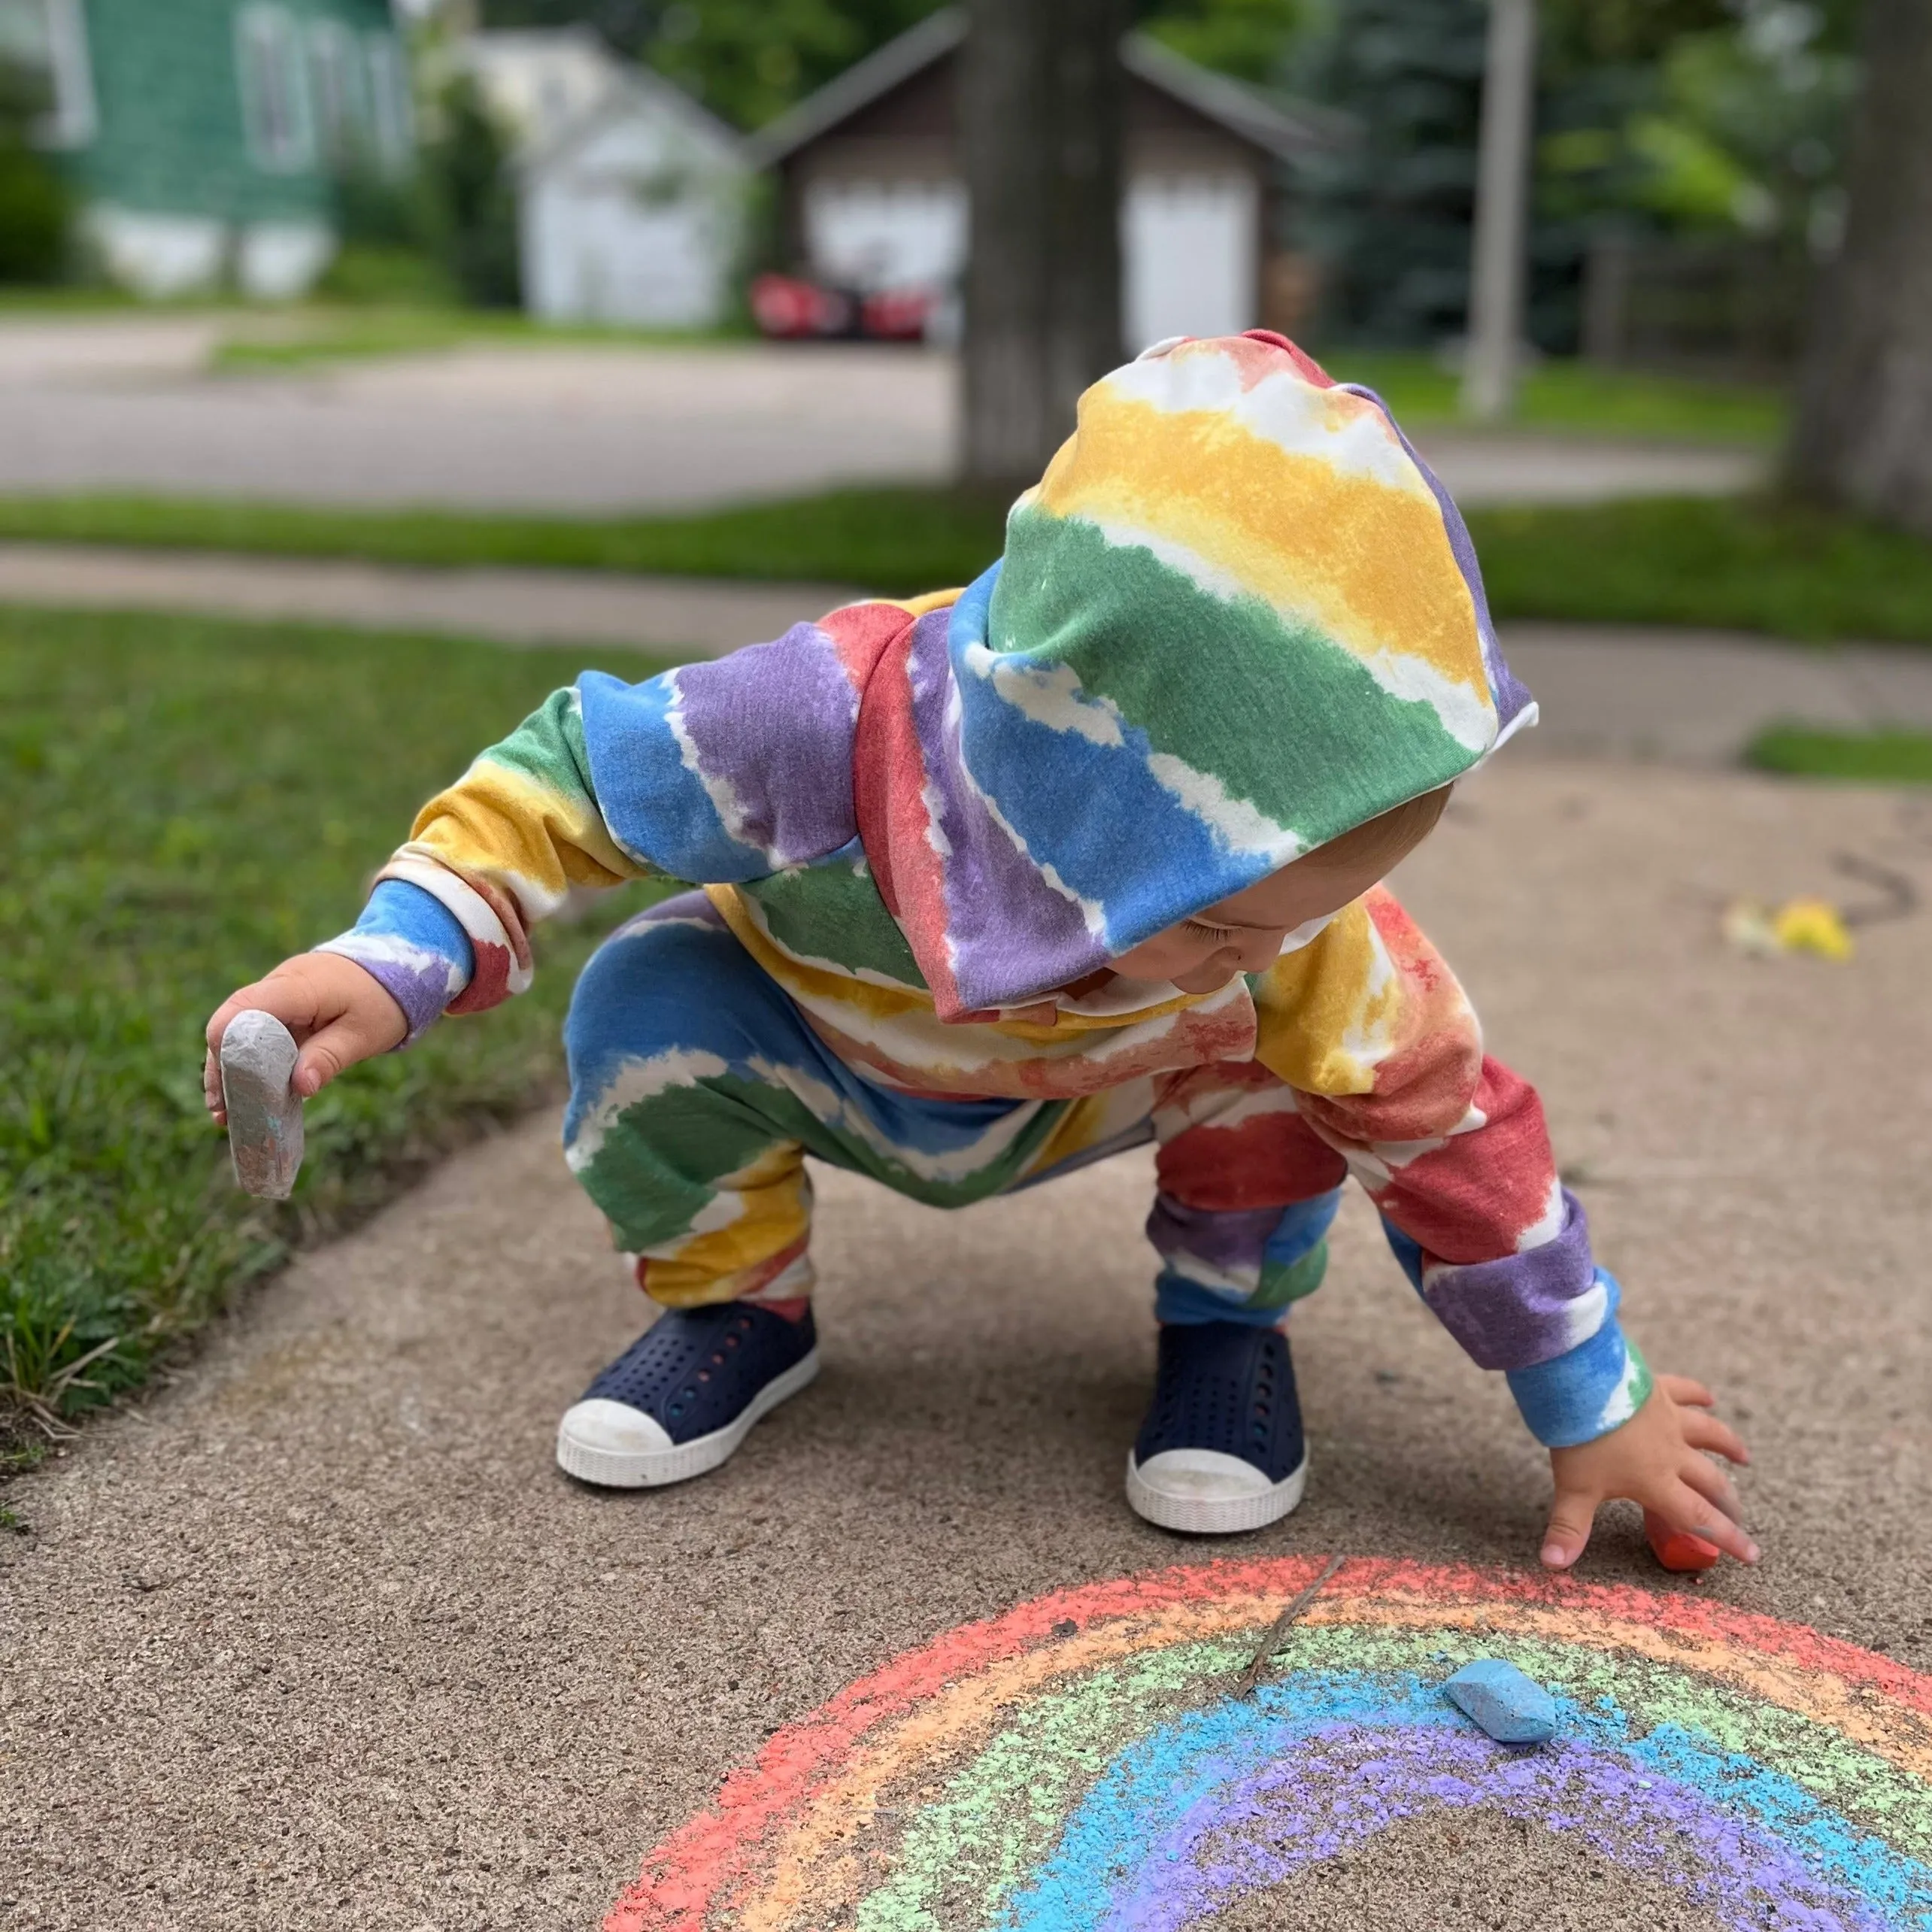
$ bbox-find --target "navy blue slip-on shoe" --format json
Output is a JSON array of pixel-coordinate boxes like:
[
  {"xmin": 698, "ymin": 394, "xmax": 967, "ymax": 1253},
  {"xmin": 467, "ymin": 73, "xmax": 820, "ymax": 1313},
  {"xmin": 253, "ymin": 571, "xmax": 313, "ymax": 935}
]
[
  {"xmin": 556, "ymin": 1302, "xmax": 819, "ymax": 1489},
  {"xmin": 1126, "ymin": 1321, "xmax": 1308, "ymax": 1534}
]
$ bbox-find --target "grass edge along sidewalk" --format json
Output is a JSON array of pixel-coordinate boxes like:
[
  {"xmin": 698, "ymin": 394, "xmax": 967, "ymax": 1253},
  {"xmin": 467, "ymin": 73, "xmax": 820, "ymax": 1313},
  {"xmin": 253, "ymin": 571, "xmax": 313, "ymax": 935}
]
[
  {"xmin": 1745, "ymin": 725, "xmax": 1932, "ymax": 784},
  {"xmin": 0, "ymin": 604, "xmax": 672, "ymax": 1473},
  {"xmin": 2, "ymin": 489, "xmax": 1930, "ymax": 645}
]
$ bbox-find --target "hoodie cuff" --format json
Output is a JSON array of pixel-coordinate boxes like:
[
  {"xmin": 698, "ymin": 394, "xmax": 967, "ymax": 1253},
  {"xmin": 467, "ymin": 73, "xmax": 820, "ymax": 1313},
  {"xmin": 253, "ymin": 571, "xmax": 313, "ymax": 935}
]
[
  {"xmin": 1505, "ymin": 1276, "xmax": 1653, "ymax": 1448},
  {"xmin": 317, "ymin": 878, "xmax": 475, "ymax": 1046}
]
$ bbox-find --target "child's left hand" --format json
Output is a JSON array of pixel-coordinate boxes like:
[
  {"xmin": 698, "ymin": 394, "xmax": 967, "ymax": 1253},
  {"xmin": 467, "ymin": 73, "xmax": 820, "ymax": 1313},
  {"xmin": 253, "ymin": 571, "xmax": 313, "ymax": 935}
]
[{"xmin": 1540, "ymin": 1375, "xmax": 1756, "ymax": 1570}]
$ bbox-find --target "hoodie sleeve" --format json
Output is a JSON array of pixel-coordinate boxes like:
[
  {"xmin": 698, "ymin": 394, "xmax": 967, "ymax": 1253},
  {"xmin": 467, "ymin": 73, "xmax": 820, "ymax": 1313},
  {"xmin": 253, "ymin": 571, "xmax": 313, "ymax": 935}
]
[
  {"xmin": 1251, "ymin": 887, "xmax": 1651, "ymax": 1448},
  {"xmin": 319, "ymin": 611, "xmax": 903, "ymax": 1041}
]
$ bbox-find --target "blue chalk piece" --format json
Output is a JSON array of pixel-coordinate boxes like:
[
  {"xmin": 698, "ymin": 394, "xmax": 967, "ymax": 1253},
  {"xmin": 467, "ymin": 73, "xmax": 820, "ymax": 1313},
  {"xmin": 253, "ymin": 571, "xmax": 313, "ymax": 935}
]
[{"xmin": 1442, "ymin": 1658, "xmax": 1557, "ymax": 1745}]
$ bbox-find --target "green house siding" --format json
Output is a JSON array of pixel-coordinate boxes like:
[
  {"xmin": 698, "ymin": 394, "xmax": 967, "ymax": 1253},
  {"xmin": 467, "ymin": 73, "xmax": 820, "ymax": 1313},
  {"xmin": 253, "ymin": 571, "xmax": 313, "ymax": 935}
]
[{"xmin": 67, "ymin": 0, "xmax": 402, "ymax": 226}]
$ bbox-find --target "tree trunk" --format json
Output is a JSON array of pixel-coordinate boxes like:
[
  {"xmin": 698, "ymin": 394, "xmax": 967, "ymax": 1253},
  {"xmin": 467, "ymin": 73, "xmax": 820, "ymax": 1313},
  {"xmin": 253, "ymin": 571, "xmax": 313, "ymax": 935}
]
[
  {"xmin": 1786, "ymin": 0, "xmax": 1932, "ymax": 534},
  {"xmin": 960, "ymin": 0, "xmax": 1127, "ymax": 487}
]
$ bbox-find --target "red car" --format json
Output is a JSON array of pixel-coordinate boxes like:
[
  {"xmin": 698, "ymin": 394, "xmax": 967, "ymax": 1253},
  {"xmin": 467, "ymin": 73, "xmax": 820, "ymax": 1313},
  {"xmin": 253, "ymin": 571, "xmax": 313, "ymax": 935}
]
[{"xmin": 750, "ymin": 272, "xmax": 939, "ymax": 343}]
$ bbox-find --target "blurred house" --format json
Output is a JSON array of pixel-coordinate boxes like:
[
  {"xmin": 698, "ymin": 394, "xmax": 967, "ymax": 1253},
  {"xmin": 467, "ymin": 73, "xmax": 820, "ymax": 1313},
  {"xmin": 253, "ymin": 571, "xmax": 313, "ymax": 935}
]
[
  {"xmin": 456, "ymin": 25, "xmax": 617, "ymax": 155},
  {"xmin": 0, "ymin": 0, "xmax": 414, "ymax": 299},
  {"xmin": 461, "ymin": 28, "xmax": 748, "ymax": 329},
  {"xmin": 748, "ymin": 9, "xmax": 1333, "ymax": 351}
]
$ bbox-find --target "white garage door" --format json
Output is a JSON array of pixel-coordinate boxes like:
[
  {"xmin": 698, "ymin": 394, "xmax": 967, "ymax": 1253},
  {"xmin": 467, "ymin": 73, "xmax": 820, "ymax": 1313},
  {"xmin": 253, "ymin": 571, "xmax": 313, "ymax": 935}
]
[
  {"xmin": 1123, "ymin": 172, "xmax": 1259, "ymax": 352},
  {"xmin": 527, "ymin": 182, "xmax": 724, "ymax": 327},
  {"xmin": 804, "ymin": 178, "xmax": 969, "ymax": 293}
]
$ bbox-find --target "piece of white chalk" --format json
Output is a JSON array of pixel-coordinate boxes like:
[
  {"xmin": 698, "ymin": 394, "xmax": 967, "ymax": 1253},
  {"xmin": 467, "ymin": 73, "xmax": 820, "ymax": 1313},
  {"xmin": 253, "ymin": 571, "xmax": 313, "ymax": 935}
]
[
  {"xmin": 220, "ymin": 1010, "xmax": 305, "ymax": 1200},
  {"xmin": 1443, "ymin": 1658, "xmax": 1557, "ymax": 1745}
]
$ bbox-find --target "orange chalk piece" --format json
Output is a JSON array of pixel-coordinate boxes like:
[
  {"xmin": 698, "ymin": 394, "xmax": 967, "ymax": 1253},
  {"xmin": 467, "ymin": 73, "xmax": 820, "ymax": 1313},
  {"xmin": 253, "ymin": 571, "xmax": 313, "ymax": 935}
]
[{"xmin": 1645, "ymin": 1509, "xmax": 1721, "ymax": 1573}]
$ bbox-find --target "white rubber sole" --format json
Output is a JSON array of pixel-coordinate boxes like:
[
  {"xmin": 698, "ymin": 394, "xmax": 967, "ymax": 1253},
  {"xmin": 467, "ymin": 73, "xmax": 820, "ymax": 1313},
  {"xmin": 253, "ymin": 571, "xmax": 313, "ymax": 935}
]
[
  {"xmin": 1125, "ymin": 1447, "xmax": 1309, "ymax": 1536},
  {"xmin": 555, "ymin": 1348, "xmax": 820, "ymax": 1489}
]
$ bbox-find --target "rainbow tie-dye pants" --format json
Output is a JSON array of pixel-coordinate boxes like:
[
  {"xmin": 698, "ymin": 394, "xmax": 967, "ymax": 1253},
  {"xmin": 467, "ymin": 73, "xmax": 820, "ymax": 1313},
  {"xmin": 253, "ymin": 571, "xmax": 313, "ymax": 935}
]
[
  {"xmin": 563, "ymin": 893, "xmax": 1348, "ymax": 1330},
  {"xmin": 560, "ymin": 895, "xmax": 1609, "ymax": 1424}
]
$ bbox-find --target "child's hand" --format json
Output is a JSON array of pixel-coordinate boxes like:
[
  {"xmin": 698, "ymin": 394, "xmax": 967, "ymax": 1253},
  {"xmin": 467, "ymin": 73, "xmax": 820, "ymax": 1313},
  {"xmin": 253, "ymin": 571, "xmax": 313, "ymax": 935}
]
[
  {"xmin": 1541, "ymin": 1375, "xmax": 1756, "ymax": 1571},
  {"xmin": 204, "ymin": 953, "xmax": 408, "ymax": 1125}
]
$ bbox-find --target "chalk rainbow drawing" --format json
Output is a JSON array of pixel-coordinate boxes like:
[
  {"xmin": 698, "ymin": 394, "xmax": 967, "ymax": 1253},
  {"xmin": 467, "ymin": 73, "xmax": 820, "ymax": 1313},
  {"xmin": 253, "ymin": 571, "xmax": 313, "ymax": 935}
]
[{"xmin": 606, "ymin": 1557, "xmax": 1932, "ymax": 1931}]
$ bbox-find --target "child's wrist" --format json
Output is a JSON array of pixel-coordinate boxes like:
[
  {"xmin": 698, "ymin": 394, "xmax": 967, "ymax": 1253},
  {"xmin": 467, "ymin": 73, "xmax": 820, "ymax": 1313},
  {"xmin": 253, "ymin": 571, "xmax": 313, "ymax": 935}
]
[{"xmin": 1506, "ymin": 1290, "xmax": 1652, "ymax": 1448}]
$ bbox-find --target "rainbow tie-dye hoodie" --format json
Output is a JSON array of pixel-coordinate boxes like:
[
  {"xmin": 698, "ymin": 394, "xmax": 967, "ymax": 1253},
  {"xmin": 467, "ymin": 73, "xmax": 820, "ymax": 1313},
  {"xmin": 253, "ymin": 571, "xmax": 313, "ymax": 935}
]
[{"xmin": 323, "ymin": 331, "xmax": 1648, "ymax": 1448}]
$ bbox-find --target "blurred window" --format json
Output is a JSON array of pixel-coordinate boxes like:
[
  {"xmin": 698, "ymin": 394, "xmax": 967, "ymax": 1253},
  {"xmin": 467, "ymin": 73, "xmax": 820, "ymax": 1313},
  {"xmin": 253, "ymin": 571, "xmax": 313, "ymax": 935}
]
[
  {"xmin": 236, "ymin": 5, "xmax": 315, "ymax": 171},
  {"xmin": 307, "ymin": 19, "xmax": 369, "ymax": 167},
  {"xmin": 364, "ymin": 32, "xmax": 413, "ymax": 173},
  {"xmin": 0, "ymin": 0, "xmax": 96, "ymax": 147}
]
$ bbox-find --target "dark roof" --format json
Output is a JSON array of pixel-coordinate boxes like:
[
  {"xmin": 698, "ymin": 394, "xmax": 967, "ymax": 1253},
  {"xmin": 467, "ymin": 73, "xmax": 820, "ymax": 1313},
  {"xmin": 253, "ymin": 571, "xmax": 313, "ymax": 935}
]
[
  {"xmin": 746, "ymin": 10, "xmax": 966, "ymax": 168},
  {"xmin": 1119, "ymin": 34, "xmax": 1339, "ymax": 161},
  {"xmin": 746, "ymin": 8, "xmax": 1337, "ymax": 169}
]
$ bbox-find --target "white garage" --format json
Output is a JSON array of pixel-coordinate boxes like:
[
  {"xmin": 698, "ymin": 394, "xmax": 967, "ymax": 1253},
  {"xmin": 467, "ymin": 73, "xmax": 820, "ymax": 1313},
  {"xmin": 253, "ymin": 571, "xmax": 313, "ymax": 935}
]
[
  {"xmin": 751, "ymin": 11, "xmax": 1330, "ymax": 352},
  {"xmin": 515, "ymin": 64, "xmax": 749, "ymax": 330}
]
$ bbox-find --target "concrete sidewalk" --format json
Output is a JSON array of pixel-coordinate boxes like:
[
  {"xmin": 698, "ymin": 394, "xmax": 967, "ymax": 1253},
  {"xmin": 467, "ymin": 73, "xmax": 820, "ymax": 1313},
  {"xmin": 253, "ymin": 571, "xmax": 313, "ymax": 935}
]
[
  {"xmin": 5, "ymin": 540, "xmax": 1930, "ymax": 763},
  {"xmin": 0, "ymin": 540, "xmax": 855, "ymax": 657},
  {"xmin": 4, "ymin": 762, "xmax": 1928, "ymax": 1930}
]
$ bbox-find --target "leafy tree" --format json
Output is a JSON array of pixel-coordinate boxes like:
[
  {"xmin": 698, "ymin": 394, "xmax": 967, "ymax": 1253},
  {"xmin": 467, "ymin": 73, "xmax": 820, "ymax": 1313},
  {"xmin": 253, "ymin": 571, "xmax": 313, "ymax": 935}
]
[
  {"xmin": 481, "ymin": 0, "xmax": 951, "ymax": 129},
  {"xmin": 1296, "ymin": 0, "xmax": 1864, "ymax": 353},
  {"xmin": 420, "ymin": 72, "xmax": 523, "ymax": 306},
  {"xmin": 1135, "ymin": 0, "xmax": 1303, "ymax": 85},
  {"xmin": 1541, "ymin": 1, "xmax": 1856, "ymax": 258},
  {"xmin": 0, "ymin": 50, "xmax": 65, "ymax": 284},
  {"xmin": 481, "ymin": 0, "xmax": 1312, "ymax": 126},
  {"xmin": 645, "ymin": 0, "xmax": 881, "ymax": 129}
]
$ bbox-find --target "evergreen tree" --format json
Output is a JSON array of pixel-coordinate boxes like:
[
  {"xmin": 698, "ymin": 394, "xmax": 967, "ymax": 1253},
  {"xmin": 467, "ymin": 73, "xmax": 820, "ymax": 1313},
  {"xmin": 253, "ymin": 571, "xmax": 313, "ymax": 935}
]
[{"xmin": 1292, "ymin": 0, "xmax": 1489, "ymax": 348}]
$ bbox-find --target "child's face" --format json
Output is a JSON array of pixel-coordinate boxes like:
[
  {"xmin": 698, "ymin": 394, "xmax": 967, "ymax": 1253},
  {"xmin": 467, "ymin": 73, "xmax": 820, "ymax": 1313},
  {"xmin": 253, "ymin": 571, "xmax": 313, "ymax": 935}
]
[{"xmin": 1109, "ymin": 819, "xmax": 1436, "ymax": 996}]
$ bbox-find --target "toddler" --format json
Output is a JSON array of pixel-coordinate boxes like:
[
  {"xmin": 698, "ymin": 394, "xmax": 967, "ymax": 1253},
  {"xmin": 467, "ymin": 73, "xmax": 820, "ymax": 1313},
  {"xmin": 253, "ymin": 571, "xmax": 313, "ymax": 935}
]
[{"xmin": 205, "ymin": 331, "xmax": 1752, "ymax": 1563}]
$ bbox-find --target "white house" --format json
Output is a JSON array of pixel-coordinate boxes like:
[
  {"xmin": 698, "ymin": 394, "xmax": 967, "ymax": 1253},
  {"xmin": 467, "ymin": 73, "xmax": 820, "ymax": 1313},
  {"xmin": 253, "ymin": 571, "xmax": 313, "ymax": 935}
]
[
  {"xmin": 462, "ymin": 28, "xmax": 749, "ymax": 329},
  {"xmin": 457, "ymin": 26, "xmax": 620, "ymax": 153}
]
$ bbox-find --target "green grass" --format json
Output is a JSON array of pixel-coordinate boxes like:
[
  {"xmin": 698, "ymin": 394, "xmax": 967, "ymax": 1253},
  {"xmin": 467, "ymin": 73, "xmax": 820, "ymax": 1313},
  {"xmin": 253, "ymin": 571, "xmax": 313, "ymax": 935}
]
[
  {"xmin": 1469, "ymin": 496, "xmax": 1932, "ymax": 644},
  {"xmin": 1745, "ymin": 725, "xmax": 1932, "ymax": 784},
  {"xmin": 1332, "ymin": 351, "xmax": 1788, "ymax": 447},
  {"xmin": 3, "ymin": 485, "xmax": 1931, "ymax": 643},
  {"xmin": 0, "ymin": 606, "xmax": 670, "ymax": 1446},
  {"xmin": 209, "ymin": 305, "xmax": 745, "ymax": 372},
  {"xmin": 0, "ymin": 485, "xmax": 1015, "ymax": 596}
]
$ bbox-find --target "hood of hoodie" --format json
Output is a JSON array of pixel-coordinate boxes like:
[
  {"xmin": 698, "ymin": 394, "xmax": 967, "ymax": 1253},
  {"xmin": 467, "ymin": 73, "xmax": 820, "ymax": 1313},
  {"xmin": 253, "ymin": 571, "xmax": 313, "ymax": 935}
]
[
  {"xmin": 848, "ymin": 330, "xmax": 1535, "ymax": 1019},
  {"xmin": 572, "ymin": 332, "xmax": 1534, "ymax": 1026}
]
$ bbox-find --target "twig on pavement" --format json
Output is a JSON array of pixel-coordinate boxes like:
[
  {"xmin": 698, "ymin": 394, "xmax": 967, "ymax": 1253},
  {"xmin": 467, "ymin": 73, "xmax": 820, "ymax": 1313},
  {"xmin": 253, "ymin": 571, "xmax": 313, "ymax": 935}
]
[{"xmin": 1236, "ymin": 1554, "xmax": 1346, "ymax": 1698}]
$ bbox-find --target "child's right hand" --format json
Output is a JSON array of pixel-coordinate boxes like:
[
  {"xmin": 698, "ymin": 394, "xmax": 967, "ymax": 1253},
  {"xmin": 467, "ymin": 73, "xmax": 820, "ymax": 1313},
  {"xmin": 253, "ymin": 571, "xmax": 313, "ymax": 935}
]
[{"xmin": 203, "ymin": 953, "xmax": 408, "ymax": 1125}]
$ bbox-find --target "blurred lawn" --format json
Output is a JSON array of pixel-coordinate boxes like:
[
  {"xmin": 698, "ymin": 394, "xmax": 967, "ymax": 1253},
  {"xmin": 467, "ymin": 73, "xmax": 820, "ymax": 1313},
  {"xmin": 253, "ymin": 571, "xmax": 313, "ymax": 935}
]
[
  {"xmin": 0, "ymin": 485, "xmax": 1014, "ymax": 597},
  {"xmin": 4, "ymin": 488, "xmax": 1932, "ymax": 643},
  {"xmin": 1470, "ymin": 497, "xmax": 1932, "ymax": 643},
  {"xmin": 0, "ymin": 606, "xmax": 668, "ymax": 1445},
  {"xmin": 1331, "ymin": 351, "xmax": 1786, "ymax": 445},
  {"xmin": 1746, "ymin": 726, "xmax": 1932, "ymax": 784},
  {"xmin": 210, "ymin": 305, "xmax": 743, "ymax": 372}
]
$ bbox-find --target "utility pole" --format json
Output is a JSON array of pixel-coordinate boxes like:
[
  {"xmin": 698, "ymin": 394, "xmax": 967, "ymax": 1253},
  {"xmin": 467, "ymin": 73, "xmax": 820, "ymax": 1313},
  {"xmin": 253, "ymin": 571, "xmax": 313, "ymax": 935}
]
[{"xmin": 1460, "ymin": 0, "xmax": 1536, "ymax": 423}]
